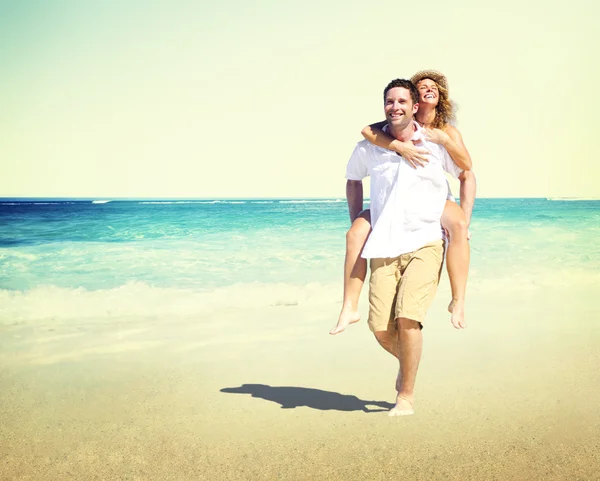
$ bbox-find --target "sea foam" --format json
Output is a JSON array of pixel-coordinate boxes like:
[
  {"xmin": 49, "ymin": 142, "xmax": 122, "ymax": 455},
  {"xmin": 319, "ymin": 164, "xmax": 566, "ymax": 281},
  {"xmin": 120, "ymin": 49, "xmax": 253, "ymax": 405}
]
[{"xmin": 0, "ymin": 281, "xmax": 341, "ymax": 324}]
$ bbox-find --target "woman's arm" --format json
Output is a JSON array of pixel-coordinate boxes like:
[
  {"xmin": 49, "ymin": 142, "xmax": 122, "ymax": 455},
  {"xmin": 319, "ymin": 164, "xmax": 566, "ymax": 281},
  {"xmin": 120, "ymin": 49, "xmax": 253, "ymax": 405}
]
[
  {"xmin": 361, "ymin": 122, "xmax": 430, "ymax": 168},
  {"xmin": 423, "ymin": 125, "xmax": 473, "ymax": 171}
]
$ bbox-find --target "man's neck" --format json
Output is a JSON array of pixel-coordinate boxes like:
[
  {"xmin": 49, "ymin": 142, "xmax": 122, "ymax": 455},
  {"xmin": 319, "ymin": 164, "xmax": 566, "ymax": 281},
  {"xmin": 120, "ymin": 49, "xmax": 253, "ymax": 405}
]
[
  {"xmin": 415, "ymin": 104, "xmax": 436, "ymax": 127},
  {"xmin": 388, "ymin": 120, "xmax": 417, "ymax": 142}
]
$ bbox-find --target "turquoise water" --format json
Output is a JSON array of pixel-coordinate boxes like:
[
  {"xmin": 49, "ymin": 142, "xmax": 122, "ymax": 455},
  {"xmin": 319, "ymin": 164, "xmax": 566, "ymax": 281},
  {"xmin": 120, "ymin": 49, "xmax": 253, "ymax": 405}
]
[{"xmin": 1, "ymin": 198, "xmax": 599, "ymax": 322}]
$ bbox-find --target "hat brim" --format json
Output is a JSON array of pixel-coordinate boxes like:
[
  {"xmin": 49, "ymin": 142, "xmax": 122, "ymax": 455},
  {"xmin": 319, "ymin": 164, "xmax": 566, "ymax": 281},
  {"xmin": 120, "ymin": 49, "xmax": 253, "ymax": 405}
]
[{"xmin": 411, "ymin": 70, "xmax": 449, "ymax": 92}]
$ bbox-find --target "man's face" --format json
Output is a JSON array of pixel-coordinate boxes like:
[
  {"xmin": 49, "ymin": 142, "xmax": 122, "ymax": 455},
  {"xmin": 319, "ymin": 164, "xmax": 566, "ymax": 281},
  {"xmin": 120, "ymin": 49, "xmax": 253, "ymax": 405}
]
[
  {"xmin": 384, "ymin": 87, "xmax": 418, "ymax": 128},
  {"xmin": 416, "ymin": 78, "xmax": 439, "ymax": 106}
]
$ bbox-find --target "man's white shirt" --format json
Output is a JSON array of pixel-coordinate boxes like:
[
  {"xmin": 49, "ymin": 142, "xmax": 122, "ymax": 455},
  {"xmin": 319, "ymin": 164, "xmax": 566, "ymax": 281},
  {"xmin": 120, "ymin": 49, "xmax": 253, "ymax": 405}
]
[{"xmin": 346, "ymin": 122, "xmax": 463, "ymax": 259}]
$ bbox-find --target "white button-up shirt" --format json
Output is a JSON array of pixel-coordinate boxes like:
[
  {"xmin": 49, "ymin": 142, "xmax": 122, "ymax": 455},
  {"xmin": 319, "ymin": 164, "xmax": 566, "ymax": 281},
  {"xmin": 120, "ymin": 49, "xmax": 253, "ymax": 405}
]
[{"xmin": 346, "ymin": 122, "xmax": 462, "ymax": 259}]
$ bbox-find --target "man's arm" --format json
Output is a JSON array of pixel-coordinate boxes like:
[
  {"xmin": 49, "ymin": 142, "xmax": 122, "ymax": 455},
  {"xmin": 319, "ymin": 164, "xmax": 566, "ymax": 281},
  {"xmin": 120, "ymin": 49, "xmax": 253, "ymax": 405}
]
[
  {"xmin": 457, "ymin": 170, "xmax": 476, "ymax": 226},
  {"xmin": 362, "ymin": 121, "xmax": 430, "ymax": 168},
  {"xmin": 346, "ymin": 180, "xmax": 364, "ymax": 223}
]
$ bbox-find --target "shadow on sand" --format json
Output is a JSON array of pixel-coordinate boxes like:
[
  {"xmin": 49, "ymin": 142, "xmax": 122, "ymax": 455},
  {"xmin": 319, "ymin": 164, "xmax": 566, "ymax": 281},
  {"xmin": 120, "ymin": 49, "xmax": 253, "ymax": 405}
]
[{"xmin": 220, "ymin": 384, "xmax": 394, "ymax": 413}]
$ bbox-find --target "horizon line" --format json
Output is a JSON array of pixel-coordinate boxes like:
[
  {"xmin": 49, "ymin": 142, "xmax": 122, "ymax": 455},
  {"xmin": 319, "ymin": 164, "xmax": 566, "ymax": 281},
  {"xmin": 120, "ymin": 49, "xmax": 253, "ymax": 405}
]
[{"xmin": 2, "ymin": 196, "xmax": 596, "ymax": 201}]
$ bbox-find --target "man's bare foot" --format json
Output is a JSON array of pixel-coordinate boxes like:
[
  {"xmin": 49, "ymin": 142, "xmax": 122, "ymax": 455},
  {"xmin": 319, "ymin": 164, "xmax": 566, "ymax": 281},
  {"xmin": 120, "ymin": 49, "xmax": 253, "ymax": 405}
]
[
  {"xmin": 388, "ymin": 394, "xmax": 414, "ymax": 416},
  {"xmin": 330, "ymin": 306, "xmax": 360, "ymax": 335},
  {"xmin": 448, "ymin": 299, "xmax": 466, "ymax": 329}
]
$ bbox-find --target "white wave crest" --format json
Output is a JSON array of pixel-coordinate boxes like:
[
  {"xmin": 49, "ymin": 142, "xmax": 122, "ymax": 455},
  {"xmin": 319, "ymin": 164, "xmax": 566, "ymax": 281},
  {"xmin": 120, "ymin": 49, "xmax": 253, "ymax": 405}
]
[
  {"xmin": 279, "ymin": 199, "xmax": 343, "ymax": 204},
  {"xmin": 137, "ymin": 200, "xmax": 248, "ymax": 205},
  {"xmin": 1, "ymin": 202, "xmax": 74, "ymax": 205},
  {"xmin": 138, "ymin": 201, "xmax": 209, "ymax": 204},
  {"xmin": 0, "ymin": 281, "xmax": 340, "ymax": 324},
  {"xmin": 92, "ymin": 200, "xmax": 111, "ymax": 204},
  {"xmin": 546, "ymin": 197, "xmax": 600, "ymax": 201}
]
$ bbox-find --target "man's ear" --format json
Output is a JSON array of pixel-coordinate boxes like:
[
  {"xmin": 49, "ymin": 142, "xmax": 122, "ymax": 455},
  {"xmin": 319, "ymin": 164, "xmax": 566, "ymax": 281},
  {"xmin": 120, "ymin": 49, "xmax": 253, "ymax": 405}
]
[{"xmin": 413, "ymin": 102, "xmax": 419, "ymax": 115}]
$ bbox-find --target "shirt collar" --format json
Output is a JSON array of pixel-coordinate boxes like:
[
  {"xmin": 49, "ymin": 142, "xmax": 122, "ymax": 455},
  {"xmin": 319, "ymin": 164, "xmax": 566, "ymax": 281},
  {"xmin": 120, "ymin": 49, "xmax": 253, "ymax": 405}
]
[{"xmin": 382, "ymin": 121, "xmax": 423, "ymax": 141}]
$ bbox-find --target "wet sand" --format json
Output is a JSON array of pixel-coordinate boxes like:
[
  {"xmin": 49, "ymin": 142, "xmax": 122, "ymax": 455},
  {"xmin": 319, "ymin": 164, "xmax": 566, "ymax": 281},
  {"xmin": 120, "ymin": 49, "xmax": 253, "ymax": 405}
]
[{"xmin": 1, "ymin": 285, "xmax": 599, "ymax": 480}]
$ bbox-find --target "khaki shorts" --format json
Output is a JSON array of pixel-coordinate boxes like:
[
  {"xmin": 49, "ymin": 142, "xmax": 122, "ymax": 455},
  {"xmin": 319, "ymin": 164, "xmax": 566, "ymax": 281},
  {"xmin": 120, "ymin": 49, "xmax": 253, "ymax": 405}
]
[{"xmin": 368, "ymin": 240, "xmax": 445, "ymax": 332}]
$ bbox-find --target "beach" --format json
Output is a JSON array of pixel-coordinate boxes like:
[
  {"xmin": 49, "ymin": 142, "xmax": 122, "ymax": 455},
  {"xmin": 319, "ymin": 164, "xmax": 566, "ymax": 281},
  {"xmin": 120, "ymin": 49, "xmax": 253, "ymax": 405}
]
[{"xmin": 1, "ymin": 199, "xmax": 599, "ymax": 479}]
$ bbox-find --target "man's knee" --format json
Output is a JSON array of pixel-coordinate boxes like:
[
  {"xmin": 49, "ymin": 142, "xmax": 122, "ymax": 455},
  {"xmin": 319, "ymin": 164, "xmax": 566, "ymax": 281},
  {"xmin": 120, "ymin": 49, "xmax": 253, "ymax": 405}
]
[
  {"xmin": 396, "ymin": 317, "xmax": 422, "ymax": 331},
  {"xmin": 374, "ymin": 330, "xmax": 390, "ymax": 343},
  {"xmin": 374, "ymin": 330, "xmax": 395, "ymax": 348}
]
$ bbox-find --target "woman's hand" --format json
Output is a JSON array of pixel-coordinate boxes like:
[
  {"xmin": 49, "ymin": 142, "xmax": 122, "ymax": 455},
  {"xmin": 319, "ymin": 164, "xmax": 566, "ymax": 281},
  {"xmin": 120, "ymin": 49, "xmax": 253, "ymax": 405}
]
[
  {"xmin": 423, "ymin": 128, "xmax": 451, "ymax": 146},
  {"xmin": 390, "ymin": 140, "xmax": 430, "ymax": 168}
]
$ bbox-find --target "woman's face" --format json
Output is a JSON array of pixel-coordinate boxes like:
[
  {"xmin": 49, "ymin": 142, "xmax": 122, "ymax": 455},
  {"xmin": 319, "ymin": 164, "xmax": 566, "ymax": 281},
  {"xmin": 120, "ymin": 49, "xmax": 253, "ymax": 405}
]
[{"xmin": 416, "ymin": 78, "xmax": 439, "ymax": 107}]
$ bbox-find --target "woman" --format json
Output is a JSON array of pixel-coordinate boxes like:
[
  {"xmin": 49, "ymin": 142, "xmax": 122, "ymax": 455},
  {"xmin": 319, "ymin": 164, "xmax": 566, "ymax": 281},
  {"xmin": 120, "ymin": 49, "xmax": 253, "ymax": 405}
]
[{"xmin": 330, "ymin": 70, "xmax": 475, "ymax": 334}]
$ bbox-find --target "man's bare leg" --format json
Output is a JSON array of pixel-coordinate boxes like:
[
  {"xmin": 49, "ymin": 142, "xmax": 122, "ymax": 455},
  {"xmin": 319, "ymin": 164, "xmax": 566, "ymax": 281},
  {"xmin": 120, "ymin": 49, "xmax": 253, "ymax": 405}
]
[
  {"xmin": 374, "ymin": 329, "xmax": 399, "ymax": 359},
  {"xmin": 389, "ymin": 317, "xmax": 422, "ymax": 416},
  {"xmin": 330, "ymin": 212, "xmax": 372, "ymax": 335},
  {"xmin": 374, "ymin": 329, "xmax": 405, "ymax": 393},
  {"xmin": 441, "ymin": 201, "xmax": 470, "ymax": 329}
]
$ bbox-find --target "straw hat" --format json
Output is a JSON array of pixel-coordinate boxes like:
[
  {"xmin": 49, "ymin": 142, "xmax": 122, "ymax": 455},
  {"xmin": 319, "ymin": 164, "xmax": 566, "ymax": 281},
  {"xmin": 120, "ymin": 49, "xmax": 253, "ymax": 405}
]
[{"xmin": 411, "ymin": 70, "xmax": 449, "ymax": 92}]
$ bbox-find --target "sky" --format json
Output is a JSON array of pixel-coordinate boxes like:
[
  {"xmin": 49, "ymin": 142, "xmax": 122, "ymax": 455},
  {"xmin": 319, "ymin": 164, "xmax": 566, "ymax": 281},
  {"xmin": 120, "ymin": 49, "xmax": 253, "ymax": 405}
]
[{"xmin": 1, "ymin": 0, "xmax": 599, "ymax": 199}]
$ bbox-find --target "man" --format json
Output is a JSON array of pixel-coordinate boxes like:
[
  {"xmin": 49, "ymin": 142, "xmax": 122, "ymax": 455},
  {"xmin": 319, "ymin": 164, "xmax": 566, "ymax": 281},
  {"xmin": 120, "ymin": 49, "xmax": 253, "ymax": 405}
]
[{"xmin": 345, "ymin": 78, "xmax": 476, "ymax": 416}]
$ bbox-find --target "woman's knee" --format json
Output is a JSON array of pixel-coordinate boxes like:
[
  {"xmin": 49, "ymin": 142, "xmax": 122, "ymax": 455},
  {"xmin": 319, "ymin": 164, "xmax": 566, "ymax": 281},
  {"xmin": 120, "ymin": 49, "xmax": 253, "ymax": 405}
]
[
  {"xmin": 442, "ymin": 209, "xmax": 468, "ymax": 236},
  {"xmin": 346, "ymin": 214, "xmax": 372, "ymax": 245},
  {"xmin": 448, "ymin": 217, "xmax": 468, "ymax": 235}
]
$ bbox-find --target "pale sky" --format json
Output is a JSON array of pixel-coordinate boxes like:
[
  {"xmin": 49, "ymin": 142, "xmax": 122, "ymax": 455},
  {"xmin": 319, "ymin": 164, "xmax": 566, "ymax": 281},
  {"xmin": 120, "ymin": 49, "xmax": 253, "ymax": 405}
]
[{"xmin": 1, "ymin": 0, "xmax": 598, "ymax": 198}]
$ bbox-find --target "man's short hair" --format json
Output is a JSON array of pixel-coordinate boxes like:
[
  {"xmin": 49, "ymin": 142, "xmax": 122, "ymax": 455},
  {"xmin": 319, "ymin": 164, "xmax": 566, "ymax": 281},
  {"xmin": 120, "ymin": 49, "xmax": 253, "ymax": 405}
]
[{"xmin": 383, "ymin": 79, "xmax": 419, "ymax": 105}]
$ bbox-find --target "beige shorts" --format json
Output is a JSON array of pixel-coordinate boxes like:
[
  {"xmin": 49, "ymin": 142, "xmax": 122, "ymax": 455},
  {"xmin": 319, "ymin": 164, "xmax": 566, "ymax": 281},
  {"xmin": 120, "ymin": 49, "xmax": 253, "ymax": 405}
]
[{"xmin": 368, "ymin": 240, "xmax": 445, "ymax": 332}]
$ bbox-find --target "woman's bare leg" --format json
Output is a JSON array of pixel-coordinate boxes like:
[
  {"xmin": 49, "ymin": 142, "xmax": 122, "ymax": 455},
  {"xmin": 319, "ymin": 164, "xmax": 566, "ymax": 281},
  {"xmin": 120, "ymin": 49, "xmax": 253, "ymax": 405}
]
[
  {"xmin": 330, "ymin": 210, "xmax": 372, "ymax": 335},
  {"xmin": 441, "ymin": 201, "xmax": 470, "ymax": 329}
]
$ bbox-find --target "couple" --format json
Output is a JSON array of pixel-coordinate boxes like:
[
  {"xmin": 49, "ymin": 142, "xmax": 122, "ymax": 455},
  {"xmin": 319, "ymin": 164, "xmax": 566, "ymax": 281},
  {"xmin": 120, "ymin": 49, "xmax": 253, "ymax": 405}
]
[{"xmin": 331, "ymin": 72, "xmax": 476, "ymax": 416}]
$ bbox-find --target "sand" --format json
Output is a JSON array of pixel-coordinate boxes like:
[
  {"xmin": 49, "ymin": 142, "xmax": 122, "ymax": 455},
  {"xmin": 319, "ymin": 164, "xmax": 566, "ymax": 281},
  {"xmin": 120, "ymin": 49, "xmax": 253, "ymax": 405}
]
[{"xmin": 1, "ymin": 283, "xmax": 599, "ymax": 480}]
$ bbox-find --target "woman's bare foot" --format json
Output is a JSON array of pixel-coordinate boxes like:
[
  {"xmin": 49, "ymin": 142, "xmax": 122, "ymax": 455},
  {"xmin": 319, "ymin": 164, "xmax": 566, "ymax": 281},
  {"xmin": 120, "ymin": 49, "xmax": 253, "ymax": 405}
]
[
  {"xmin": 448, "ymin": 299, "xmax": 466, "ymax": 329},
  {"xmin": 388, "ymin": 394, "xmax": 414, "ymax": 416},
  {"xmin": 330, "ymin": 306, "xmax": 360, "ymax": 335}
]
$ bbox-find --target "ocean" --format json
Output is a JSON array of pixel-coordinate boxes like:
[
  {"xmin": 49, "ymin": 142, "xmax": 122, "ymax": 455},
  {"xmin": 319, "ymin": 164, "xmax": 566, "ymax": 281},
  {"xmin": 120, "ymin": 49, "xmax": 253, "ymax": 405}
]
[
  {"xmin": 3, "ymin": 198, "xmax": 600, "ymax": 481},
  {"xmin": 1, "ymin": 198, "xmax": 599, "ymax": 324}
]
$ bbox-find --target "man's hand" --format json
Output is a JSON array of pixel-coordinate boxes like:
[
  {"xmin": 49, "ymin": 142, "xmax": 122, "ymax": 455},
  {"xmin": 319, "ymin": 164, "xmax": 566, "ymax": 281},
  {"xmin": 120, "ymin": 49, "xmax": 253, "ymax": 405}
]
[{"xmin": 391, "ymin": 140, "xmax": 430, "ymax": 168}]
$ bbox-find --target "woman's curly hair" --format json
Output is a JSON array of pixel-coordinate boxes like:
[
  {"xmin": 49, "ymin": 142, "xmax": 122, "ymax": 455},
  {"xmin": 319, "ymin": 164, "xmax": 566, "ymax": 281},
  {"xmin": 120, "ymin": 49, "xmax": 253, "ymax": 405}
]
[{"xmin": 415, "ymin": 79, "xmax": 457, "ymax": 129}]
